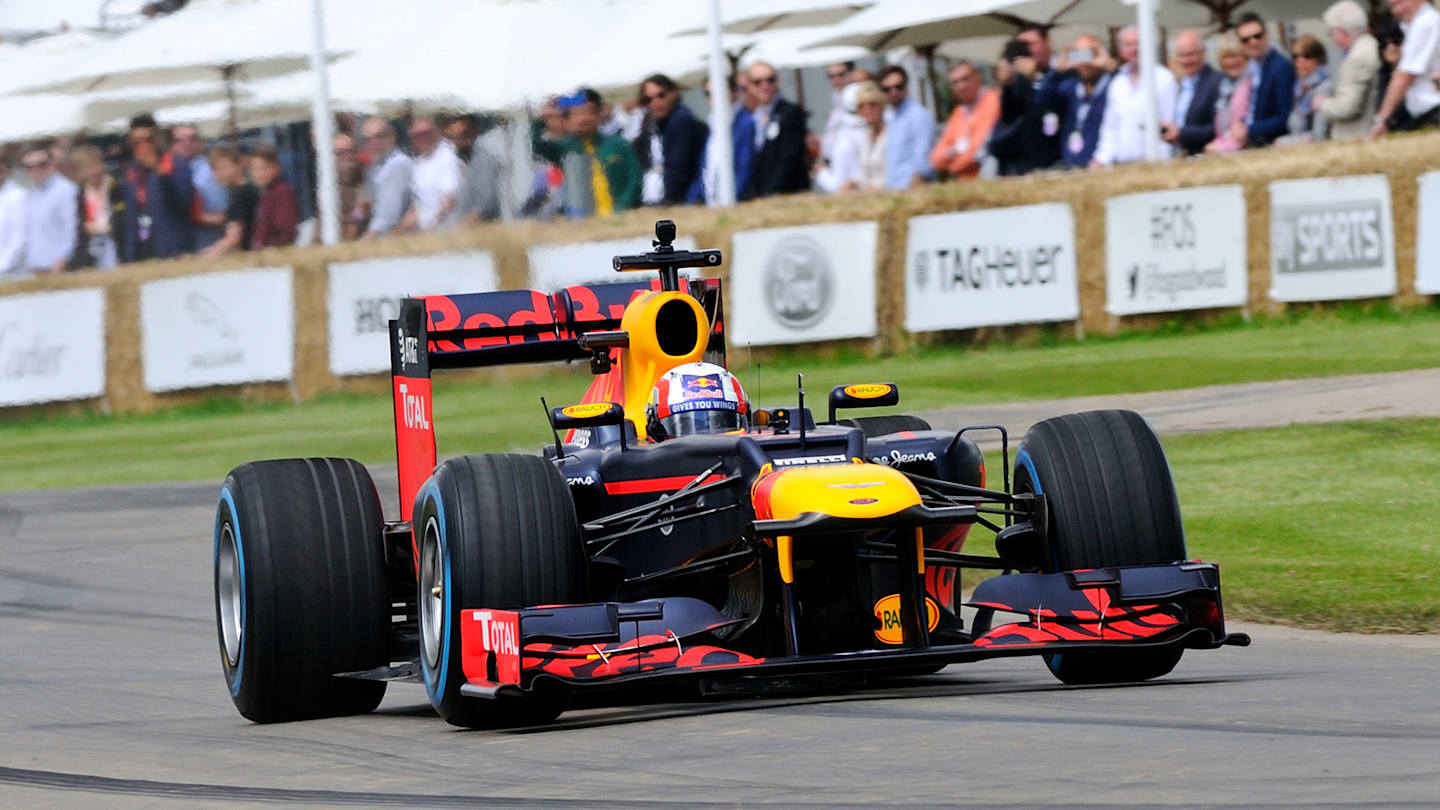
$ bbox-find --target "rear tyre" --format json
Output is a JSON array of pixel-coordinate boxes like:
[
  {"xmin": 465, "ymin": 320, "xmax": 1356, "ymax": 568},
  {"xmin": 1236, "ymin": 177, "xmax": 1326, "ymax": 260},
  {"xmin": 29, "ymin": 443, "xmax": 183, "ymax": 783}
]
[
  {"xmin": 1014, "ymin": 410, "xmax": 1187, "ymax": 686},
  {"xmin": 215, "ymin": 458, "xmax": 389, "ymax": 723},
  {"xmin": 415, "ymin": 454, "xmax": 587, "ymax": 728},
  {"xmin": 839, "ymin": 414, "xmax": 932, "ymax": 436}
]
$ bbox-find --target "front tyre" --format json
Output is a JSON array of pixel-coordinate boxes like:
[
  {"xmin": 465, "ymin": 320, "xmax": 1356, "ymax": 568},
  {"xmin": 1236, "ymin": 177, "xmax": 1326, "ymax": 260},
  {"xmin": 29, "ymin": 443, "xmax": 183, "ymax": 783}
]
[
  {"xmin": 215, "ymin": 458, "xmax": 389, "ymax": 722},
  {"xmin": 1015, "ymin": 410, "xmax": 1187, "ymax": 686},
  {"xmin": 415, "ymin": 454, "xmax": 587, "ymax": 728}
]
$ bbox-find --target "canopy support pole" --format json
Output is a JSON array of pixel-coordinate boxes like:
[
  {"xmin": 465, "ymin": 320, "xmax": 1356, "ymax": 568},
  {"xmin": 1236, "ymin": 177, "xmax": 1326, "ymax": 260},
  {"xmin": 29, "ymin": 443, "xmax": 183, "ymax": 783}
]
[
  {"xmin": 1137, "ymin": 0, "xmax": 1161, "ymax": 161},
  {"xmin": 309, "ymin": 0, "xmax": 340, "ymax": 245},
  {"xmin": 706, "ymin": 0, "xmax": 736, "ymax": 207}
]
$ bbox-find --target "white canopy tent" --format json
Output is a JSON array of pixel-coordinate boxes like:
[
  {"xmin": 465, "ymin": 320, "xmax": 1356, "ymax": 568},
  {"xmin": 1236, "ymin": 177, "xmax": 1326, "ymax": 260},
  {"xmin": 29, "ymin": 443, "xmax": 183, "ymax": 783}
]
[
  {"xmin": 804, "ymin": 0, "xmax": 1215, "ymax": 51},
  {"xmin": 670, "ymin": 0, "xmax": 872, "ymax": 36},
  {"xmin": 11, "ymin": 0, "xmax": 354, "ymax": 96}
]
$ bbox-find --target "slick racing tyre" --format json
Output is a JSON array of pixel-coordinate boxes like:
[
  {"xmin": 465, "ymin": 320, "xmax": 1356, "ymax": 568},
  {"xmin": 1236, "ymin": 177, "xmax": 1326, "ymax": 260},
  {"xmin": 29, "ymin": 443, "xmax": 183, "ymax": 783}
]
[
  {"xmin": 839, "ymin": 414, "xmax": 932, "ymax": 436},
  {"xmin": 1014, "ymin": 410, "xmax": 1187, "ymax": 686},
  {"xmin": 215, "ymin": 458, "xmax": 390, "ymax": 722},
  {"xmin": 415, "ymin": 454, "xmax": 587, "ymax": 728}
]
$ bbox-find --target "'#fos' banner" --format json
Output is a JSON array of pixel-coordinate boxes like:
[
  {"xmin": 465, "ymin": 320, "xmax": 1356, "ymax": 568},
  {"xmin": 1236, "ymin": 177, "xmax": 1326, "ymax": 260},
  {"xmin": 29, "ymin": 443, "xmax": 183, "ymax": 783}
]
[
  {"xmin": 1268, "ymin": 175, "xmax": 1396, "ymax": 302},
  {"xmin": 1105, "ymin": 186, "xmax": 1248, "ymax": 316}
]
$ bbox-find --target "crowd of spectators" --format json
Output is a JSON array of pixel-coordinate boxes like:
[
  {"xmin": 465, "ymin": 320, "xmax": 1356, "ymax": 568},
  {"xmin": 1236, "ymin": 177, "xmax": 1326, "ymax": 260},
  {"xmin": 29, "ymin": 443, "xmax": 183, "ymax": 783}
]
[{"xmin": 2, "ymin": 0, "xmax": 1439, "ymax": 279}]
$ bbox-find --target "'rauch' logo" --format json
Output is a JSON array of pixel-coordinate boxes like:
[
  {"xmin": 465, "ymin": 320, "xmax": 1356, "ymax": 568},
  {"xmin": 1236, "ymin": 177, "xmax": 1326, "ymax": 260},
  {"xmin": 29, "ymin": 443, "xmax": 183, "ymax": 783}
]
[
  {"xmin": 873, "ymin": 594, "xmax": 941, "ymax": 645},
  {"xmin": 843, "ymin": 383, "xmax": 892, "ymax": 399},
  {"xmin": 763, "ymin": 235, "xmax": 833, "ymax": 329},
  {"xmin": 561, "ymin": 403, "xmax": 611, "ymax": 419}
]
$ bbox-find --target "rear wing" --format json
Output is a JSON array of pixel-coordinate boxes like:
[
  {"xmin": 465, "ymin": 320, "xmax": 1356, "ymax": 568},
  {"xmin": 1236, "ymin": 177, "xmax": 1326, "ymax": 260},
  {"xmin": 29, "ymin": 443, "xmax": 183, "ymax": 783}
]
[{"xmin": 388, "ymin": 278, "xmax": 724, "ymax": 520}]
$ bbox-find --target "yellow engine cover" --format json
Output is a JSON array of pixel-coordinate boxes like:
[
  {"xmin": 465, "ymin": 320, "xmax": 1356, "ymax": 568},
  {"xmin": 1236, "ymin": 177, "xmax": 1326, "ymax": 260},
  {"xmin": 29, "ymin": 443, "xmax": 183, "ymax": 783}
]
[
  {"xmin": 751, "ymin": 462, "xmax": 922, "ymax": 522},
  {"xmin": 619, "ymin": 290, "xmax": 710, "ymax": 439}
]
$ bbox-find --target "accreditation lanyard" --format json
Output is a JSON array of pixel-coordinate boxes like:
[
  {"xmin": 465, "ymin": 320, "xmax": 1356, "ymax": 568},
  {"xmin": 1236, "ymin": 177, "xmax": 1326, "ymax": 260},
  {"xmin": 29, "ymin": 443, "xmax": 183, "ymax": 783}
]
[{"xmin": 1073, "ymin": 73, "xmax": 1111, "ymax": 134}]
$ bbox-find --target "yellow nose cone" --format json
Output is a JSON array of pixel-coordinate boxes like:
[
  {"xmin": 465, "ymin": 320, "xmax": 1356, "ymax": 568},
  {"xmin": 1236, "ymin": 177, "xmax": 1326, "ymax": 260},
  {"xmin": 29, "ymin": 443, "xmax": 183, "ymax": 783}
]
[{"xmin": 752, "ymin": 463, "xmax": 922, "ymax": 522}]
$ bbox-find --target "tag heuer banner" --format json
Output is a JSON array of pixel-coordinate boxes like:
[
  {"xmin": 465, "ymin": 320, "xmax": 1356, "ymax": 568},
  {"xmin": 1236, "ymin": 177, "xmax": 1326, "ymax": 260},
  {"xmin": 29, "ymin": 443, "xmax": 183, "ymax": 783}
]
[
  {"xmin": 905, "ymin": 203, "xmax": 1078, "ymax": 332},
  {"xmin": 0, "ymin": 288, "xmax": 106, "ymax": 407},
  {"xmin": 1105, "ymin": 186, "xmax": 1248, "ymax": 316},
  {"xmin": 729, "ymin": 222, "xmax": 879, "ymax": 347},
  {"xmin": 1268, "ymin": 174, "xmax": 1397, "ymax": 302}
]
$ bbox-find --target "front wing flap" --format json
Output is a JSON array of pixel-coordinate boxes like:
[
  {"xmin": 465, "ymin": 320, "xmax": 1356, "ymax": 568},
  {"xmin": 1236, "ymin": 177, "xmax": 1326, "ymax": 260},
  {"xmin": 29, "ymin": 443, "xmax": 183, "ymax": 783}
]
[{"xmin": 459, "ymin": 562, "xmax": 1249, "ymax": 699}]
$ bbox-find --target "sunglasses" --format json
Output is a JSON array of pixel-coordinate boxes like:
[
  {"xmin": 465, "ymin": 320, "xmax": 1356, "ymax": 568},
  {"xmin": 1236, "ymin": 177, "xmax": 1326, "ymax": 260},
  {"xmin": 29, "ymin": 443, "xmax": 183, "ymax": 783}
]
[
  {"xmin": 751, "ymin": 75, "xmax": 777, "ymax": 85},
  {"xmin": 1239, "ymin": 31, "xmax": 1265, "ymax": 43}
]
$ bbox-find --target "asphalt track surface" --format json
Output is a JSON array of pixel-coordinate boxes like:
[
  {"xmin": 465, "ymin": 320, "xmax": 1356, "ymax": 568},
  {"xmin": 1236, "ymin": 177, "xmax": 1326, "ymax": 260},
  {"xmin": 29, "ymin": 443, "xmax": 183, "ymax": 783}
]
[{"xmin": 3, "ymin": 370, "xmax": 1439, "ymax": 808}]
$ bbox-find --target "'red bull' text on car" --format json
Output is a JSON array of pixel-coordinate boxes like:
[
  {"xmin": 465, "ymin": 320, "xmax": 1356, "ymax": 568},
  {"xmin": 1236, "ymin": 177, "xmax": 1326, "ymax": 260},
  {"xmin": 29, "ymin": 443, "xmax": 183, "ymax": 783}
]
[{"xmin": 213, "ymin": 220, "xmax": 1249, "ymax": 727}]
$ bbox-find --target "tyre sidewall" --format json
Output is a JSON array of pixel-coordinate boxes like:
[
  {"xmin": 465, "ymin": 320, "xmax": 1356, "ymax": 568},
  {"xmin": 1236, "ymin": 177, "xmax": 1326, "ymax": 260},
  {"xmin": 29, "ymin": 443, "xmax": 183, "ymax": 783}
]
[
  {"xmin": 215, "ymin": 483, "xmax": 251, "ymax": 704},
  {"xmin": 416, "ymin": 474, "xmax": 468, "ymax": 720}
]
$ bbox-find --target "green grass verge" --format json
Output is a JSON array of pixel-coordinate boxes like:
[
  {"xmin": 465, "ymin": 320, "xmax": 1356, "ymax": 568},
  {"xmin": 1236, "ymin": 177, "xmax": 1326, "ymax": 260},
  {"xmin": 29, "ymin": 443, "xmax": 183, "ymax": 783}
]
[
  {"xmin": 3, "ymin": 303, "xmax": 1437, "ymax": 492},
  {"xmin": 961, "ymin": 418, "xmax": 1439, "ymax": 635},
  {"xmin": 1166, "ymin": 419, "xmax": 1440, "ymax": 634}
]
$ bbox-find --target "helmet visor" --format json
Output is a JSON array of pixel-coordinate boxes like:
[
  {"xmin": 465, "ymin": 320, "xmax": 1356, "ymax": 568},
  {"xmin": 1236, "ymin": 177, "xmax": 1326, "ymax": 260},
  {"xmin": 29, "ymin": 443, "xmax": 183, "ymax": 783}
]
[{"xmin": 661, "ymin": 408, "xmax": 746, "ymax": 437}]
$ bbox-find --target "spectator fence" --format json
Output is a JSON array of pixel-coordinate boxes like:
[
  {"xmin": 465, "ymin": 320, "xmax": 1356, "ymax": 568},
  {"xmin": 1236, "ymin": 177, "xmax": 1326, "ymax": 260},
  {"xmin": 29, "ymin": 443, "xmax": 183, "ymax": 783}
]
[{"xmin": 1, "ymin": 131, "xmax": 1436, "ymax": 414}]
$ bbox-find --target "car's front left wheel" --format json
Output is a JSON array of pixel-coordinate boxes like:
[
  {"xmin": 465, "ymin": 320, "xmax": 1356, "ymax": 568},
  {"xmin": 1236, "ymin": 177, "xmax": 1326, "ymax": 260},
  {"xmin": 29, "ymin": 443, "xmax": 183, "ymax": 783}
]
[{"xmin": 414, "ymin": 453, "xmax": 587, "ymax": 728}]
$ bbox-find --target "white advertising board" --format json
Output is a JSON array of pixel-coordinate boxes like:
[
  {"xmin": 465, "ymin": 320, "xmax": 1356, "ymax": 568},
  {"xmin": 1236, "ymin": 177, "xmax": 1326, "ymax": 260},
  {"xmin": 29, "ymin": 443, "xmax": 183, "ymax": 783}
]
[
  {"xmin": 1105, "ymin": 185, "xmax": 1248, "ymax": 315},
  {"xmin": 1269, "ymin": 174, "xmax": 1397, "ymax": 301},
  {"xmin": 904, "ymin": 203, "xmax": 1078, "ymax": 332},
  {"xmin": 729, "ymin": 222, "xmax": 879, "ymax": 347},
  {"xmin": 1416, "ymin": 171, "xmax": 1440, "ymax": 295},
  {"xmin": 140, "ymin": 268, "xmax": 294, "ymax": 392},
  {"xmin": 327, "ymin": 251, "xmax": 498, "ymax": 376},
  {"xmin": 0, "ymin": 288, "xmax": 106, "ymax": 407},
  {"xmin": 527, "ymin": 235, "xmax": 697, "ymax": 293}
]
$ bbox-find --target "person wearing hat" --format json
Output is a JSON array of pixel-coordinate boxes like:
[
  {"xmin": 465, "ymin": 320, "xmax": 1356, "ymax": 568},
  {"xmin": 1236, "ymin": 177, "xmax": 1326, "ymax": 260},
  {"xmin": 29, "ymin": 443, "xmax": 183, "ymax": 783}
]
[{"xmin": 531, "ymin": 87, "xmax": 641, "ymax": 217}]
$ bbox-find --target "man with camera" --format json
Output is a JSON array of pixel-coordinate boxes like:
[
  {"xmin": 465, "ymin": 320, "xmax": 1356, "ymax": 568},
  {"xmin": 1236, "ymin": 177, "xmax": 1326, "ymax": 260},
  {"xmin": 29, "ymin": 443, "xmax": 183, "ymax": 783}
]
[
  {"xmin": 988, "ymin": 24, "xmax": 1069, "ymax": 176},
  {"xmin": 1056, "ymin": 35, "xmax": 1115, "ymax": 168}
]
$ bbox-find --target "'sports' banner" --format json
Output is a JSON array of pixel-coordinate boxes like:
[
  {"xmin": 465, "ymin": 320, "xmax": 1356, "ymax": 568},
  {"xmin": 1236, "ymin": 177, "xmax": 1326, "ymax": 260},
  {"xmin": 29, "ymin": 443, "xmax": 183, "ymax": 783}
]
[{"xmin": 1268, "ymin": 174, "xmax": 1397, "ymax": 302}]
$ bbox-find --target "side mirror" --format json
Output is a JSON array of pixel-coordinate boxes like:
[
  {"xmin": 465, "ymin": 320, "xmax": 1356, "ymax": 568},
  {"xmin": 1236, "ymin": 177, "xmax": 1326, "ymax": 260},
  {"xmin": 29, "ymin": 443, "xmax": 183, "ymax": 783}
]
[
  {"xmin": 827, "ymin": 382, "xmax": 899, "ymax": 424},
  {"xmin": 549, "ymin": 401, "xmax": 627, "ymax": 452},
  {"xmin": 551, "ymin": 401, "xmax": 625, "ymax": 431}
]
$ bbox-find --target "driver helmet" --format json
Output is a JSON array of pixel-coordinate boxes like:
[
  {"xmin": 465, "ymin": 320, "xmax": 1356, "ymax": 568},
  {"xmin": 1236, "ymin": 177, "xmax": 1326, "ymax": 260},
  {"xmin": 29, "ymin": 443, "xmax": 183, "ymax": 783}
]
[{"xmin": 646, "ymin": 362, "xmax": 749, "ymax": 440}]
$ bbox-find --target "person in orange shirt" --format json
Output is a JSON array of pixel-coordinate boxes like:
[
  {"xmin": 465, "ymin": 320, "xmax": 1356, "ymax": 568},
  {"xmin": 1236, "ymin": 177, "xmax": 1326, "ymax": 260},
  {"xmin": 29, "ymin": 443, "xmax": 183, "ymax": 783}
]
[{"xmin": 930, "ymin": 61, "xmax": 1000, "ymax": 179}]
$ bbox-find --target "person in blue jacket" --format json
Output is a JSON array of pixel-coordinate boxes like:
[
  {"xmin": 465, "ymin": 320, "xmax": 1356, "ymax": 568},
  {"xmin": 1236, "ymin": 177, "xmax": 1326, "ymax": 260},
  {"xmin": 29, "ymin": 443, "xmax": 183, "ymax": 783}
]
[
  {"xmin": 1232, "ymin": 12, "xmax": 1297, "ymax": 148},
  {"xmin": 119, "ymin": 126, "xmax": 196, "ymax": 263},
  {"xmin": 1056, "ymin": 33, "xmax": 1113, "ymax": 168},
  {"xmin": 635, "ymin": 73, "xmax": 709, "ymax": 206}
]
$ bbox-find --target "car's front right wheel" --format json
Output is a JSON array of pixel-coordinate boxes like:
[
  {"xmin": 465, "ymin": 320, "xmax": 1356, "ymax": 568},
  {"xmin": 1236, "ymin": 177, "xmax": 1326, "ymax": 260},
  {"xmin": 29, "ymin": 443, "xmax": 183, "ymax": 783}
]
[{"xmin": 1015, "ymin": 410, "xmax": 1188, "ymax": 686}]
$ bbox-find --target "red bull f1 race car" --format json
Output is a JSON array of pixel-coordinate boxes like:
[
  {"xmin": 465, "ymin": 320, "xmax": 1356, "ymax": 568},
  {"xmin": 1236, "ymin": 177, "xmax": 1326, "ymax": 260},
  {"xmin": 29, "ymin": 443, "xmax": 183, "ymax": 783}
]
[{"xmin": 213, "ymin": 220, "xmax": 1249, "ymax": 727}]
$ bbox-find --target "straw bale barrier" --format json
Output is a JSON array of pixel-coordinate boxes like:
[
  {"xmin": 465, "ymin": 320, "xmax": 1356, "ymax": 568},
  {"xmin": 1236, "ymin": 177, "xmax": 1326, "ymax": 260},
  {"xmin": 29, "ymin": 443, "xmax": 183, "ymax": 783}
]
[{"xmin": 2, "ymin": 131, "xmax": 1436, "ymax": 415}]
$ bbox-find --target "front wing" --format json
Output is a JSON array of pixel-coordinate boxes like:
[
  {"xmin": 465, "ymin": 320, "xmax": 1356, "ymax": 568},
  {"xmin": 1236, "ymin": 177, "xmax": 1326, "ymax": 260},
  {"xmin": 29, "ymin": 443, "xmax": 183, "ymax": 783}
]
[{"xmin": 458, "ymin": 561, "xmax": 1250, "ymax": 699}]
